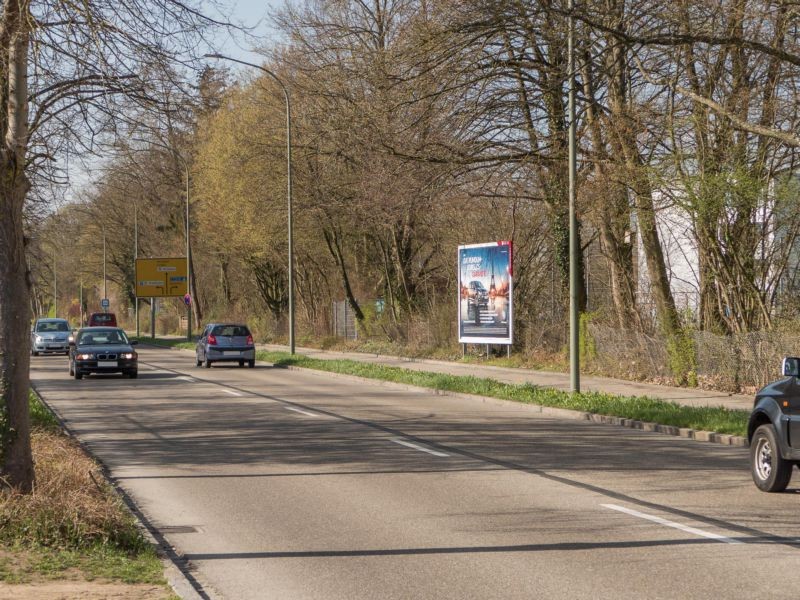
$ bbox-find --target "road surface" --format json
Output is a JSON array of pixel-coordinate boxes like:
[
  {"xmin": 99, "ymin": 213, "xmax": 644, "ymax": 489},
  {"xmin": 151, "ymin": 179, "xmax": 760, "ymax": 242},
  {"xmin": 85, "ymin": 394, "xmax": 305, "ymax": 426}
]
[{"xmin": 30, "ymin": 347, "xmax": 800, "ymax": 599}]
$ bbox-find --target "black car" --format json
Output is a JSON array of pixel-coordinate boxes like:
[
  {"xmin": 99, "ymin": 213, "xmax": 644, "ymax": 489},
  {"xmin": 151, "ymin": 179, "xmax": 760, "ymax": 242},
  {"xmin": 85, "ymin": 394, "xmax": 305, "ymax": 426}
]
[
  {"xmin": 748, "ymin": 356, "xmax": 800, "ymax": 492},
  {"xmin": 69, "ymin": 327, "xmax": 138, "ymax": 380}
]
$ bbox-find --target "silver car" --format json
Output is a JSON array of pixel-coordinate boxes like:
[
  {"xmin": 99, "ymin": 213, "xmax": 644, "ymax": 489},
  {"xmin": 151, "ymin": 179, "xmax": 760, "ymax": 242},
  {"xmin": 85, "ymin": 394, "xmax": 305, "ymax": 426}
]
[
  {"xmin": 31, "ymin": 318, "xmax": 71, "ymax": 356},
  {"xmin": 195, "ymin": 323, "xmax": 255, "ymax": 368}
]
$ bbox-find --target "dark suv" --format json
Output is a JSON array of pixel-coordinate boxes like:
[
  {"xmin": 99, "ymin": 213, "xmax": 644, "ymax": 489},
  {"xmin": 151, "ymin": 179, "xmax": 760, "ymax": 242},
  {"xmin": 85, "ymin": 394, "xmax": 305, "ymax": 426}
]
[
  {"xmin": 466, "ymin": 280, "xmax": 489, "ymax": 323},
  {"xmin": 748, "ymin": 356, "xmax": 800, "ymax": 492}
]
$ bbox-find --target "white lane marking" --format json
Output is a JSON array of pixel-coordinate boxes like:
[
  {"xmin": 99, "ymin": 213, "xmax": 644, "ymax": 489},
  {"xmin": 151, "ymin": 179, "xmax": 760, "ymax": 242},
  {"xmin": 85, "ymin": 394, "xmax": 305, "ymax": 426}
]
[
  {"xmin": 601, "ymin": 503, "xmax": 742, "ymax": 544},
  {"xmin": 224, "ymin": 389, "xmax": 242, "ymax": 397},
  {"xmin": 178, "ymin": 376, "xmax": 196, "ymax": 383},
  {"xmin": 391, "ymin": 438, "xmax": 449, "ymax": 457},
  {"xmin": 285, "ymin": 406, "xmax": 322, "ymax": 418}
]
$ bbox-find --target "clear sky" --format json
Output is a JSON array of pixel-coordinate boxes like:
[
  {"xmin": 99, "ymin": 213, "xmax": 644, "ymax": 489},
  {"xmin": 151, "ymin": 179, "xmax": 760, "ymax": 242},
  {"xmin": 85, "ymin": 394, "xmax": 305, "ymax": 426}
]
[
  {"xmin": 210, "ymin": 0, "xmax": 283, "ymax": 63},
  {"xmin": 59, "ymin": 1, "xmax": 286, "ymax": 206}
]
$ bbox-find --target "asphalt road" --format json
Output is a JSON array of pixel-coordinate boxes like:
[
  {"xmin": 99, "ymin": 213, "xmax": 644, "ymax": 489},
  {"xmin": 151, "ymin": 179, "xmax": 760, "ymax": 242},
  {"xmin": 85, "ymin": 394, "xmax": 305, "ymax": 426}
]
[{"xmin": 30, "ymin": 347, "xmax": 800, "ymax": 600}]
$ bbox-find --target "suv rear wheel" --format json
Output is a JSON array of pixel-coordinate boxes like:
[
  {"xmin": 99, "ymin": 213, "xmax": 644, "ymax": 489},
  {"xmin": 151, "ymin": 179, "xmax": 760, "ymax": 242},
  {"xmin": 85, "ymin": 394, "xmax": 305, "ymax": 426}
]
[{"xmin": 751, "ymin": 424, "xmax": 793, "ymax": 492}]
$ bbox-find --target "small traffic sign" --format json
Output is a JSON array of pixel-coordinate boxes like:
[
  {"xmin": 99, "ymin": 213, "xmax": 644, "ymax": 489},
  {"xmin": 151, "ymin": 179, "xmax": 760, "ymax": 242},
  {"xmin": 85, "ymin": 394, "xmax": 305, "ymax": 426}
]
[
  {"xmin": 101, "ymin": 298, "xmax": 110, "ymax": 309},
  {"xmin": 183, "ymin": 293, "xmax": 191, "ymax": 306}
]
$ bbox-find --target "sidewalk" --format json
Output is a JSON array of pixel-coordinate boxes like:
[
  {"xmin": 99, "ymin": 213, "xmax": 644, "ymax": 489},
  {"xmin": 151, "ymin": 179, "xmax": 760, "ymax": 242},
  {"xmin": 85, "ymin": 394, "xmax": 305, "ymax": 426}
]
[{"xmin": 260, "ymin": 344, "xmax": 755, "ymax": 411}]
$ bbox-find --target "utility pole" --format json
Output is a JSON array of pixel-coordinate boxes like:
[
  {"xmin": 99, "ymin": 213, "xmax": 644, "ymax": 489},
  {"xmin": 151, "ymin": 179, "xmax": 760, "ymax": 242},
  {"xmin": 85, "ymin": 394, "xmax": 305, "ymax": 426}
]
[
  {"xmin": 52, "ymin": 246, "xmax": 57, "ymax": 318},
  {"xmin": 568, "ymin": 0, "xmax": 580, "ymax": 393},
  {"xmin": 134, "ymin": 204, "xmax": 139, "ymax": 338},
  {"xmin": 185, "ymin": 160, "xmax": 191, "ymax": 341},
  {"xmin": 103, "ymin": 228, "xmax": 107, "ymax": 306}
]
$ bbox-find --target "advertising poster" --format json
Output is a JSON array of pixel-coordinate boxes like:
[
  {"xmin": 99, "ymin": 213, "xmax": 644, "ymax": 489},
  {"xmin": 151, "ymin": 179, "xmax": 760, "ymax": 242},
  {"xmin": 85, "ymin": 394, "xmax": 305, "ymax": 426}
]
[{"xmin": 458, "ymin": 241, "xmax": 513, "ymax": 344}]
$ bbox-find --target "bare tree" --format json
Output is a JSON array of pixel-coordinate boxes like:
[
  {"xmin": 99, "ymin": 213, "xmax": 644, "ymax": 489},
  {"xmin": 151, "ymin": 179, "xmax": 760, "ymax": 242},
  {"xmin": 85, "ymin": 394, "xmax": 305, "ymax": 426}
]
[{"xmin": 0, "ymin": 0, "xmax": 225, "ymax": 491}]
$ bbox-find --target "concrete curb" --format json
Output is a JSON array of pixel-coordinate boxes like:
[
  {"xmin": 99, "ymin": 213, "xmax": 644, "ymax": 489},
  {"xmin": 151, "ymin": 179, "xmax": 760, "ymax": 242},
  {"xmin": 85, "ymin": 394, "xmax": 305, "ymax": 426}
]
[
  {"xmin": 29, "ymin": 386, "xmax": 213, "ymax": 600},
  {"xmin": 162, "ymin": 344, "xmax": 750, "ymax": 448},
  {"xmin": 272, "ymin": 362, "xmax": 750, "ymax": 449}
]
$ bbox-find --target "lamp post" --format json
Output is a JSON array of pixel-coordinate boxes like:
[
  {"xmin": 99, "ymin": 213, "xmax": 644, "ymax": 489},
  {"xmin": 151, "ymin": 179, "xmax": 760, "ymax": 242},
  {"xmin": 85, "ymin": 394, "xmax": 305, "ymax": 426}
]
[
  {"xmin": 204, "ymin": 53, "xmax": 295, "ymax": 355},
  {"xmin": 103, "ymin": 226, "xmax": 107, "ymax": 304},
  {"xmin": 52, "ymin": 246, "xmax": 57, "ymax": 318},
  {"xmin": 568, "ymin": 0, "xmax": 580, "ymax": 393},
  {"xmin": 128, "ymin": 143, "xmax": 192, "ymax": 340},
  {"xmin": 134, "ymin": 203, "xmax": 139, "ymax": 338}
]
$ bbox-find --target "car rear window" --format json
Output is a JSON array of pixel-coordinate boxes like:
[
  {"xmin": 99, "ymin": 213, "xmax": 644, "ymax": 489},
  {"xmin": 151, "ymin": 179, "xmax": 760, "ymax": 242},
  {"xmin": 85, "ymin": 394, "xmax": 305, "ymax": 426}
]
[
  {"xmin": 92, "ymin": 314, "xmax": 113, "ymax": 322},
  {"xmin": 36, "ymin": 321, "xmax": 69, "ymax": 332},
  {"xmin": 211, "ymin": 325, "xmax": 250, "ymax": 337}
]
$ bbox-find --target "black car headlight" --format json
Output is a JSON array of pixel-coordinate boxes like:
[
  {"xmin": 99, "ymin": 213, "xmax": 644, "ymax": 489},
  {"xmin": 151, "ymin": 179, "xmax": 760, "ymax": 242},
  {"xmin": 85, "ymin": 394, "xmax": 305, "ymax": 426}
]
[
  {"xmin": 76, "ymin": 353, "xmax": 94, "ymax": 360},
  {"xmin": 120, "ymin": 352, "xmax": 137, "ymax": 359}
]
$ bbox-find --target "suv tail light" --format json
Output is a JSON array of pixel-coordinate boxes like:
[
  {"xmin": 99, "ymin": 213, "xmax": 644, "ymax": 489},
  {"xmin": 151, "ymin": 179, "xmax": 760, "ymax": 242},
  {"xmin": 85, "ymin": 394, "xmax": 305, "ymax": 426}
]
[
  {"xmin": 208, "ymin": 334, "xmax": 217, "ymax": 345},
  {"xmin": 246, "ymin": 334, "xmax": 253, "ymax": 346}
]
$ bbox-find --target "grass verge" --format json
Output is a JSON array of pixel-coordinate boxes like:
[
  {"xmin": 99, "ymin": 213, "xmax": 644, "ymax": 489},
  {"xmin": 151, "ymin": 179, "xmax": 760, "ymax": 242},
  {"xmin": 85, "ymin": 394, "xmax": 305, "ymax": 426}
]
[
  {"xmin": 130, "ymin": 336, "xmax": 192, "ymax": 349},
  {"xmin": 0, "ymin": 392, "xmax": 168, "ymax": 588},
  {"xmin": 257, "ymin": 350, "xmax": 749, "ymax": 437}
]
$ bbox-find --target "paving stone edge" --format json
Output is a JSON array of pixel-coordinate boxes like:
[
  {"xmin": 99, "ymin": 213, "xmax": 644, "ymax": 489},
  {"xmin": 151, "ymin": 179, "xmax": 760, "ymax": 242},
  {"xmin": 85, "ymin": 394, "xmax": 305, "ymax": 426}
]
[
  {"xmin": 161, "ymin": 343, "xmax": 749, "ymax": 448},
  {"xmin": 275, "ymin": 362, "xmax": 749, "ymax": 448}
]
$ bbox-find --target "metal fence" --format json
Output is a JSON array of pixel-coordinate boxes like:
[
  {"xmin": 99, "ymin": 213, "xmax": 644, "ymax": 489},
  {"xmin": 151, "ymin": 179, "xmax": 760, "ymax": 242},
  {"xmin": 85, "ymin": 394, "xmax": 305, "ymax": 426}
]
[
  {"xmin": 587, "ymin": 323, "xmax": 800, "ymax": 392},
  {"xmin": 332, "ymin": 300, "xmax": 358, "ymax": 340}
]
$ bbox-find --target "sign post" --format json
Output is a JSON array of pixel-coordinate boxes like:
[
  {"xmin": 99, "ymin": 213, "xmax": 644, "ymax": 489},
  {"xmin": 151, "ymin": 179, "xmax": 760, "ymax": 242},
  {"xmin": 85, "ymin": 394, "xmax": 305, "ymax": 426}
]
[
  {"xmin": 135, "ymin": 258, "xmax": 188, "ymax": 298},
  {"xmin": 135, "ymin": 258, "xmax": 188, "ymax": 341}
]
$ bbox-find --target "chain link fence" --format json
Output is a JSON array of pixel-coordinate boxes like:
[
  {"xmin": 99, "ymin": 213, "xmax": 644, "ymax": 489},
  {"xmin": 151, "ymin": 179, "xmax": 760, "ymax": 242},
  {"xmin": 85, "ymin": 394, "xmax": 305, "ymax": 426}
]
[{"xmin": 587, "ymin": 323, "xmax": 800, "ymax": 393}]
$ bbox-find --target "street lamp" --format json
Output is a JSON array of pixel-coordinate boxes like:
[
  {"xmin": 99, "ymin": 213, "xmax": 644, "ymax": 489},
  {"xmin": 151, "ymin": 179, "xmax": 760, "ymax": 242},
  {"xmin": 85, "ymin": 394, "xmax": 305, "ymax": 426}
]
[
  {"xmin": 103, "ymin": 226, "xmax": 107, "ymax": 302},
  {"xmin": 134, "ymin": 202, "xmax": 139, "ymax": 338},
  {"xmin": 204, "ymin": 52, "xmax": 296, "ymax": 355},
  {"xmin": 126, "ymin": 143, "xmax": 192, "ymax": 340}
]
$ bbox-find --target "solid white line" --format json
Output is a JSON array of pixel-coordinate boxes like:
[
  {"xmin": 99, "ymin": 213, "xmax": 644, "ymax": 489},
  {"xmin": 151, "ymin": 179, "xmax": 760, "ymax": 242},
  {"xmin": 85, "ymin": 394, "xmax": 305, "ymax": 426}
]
[
  {"xmin": 601, "ymin": 503, "xmax": 742, "ymax": 544},
  {"xmin": 178, "ymin": 375, "xmax": 196, "ymax": 383},
  {"xmin": 285, "ymin": 406, "xmax": 321, "ymax": 417},
  {"xmin": 223, "ymin": 389, "xmax": 242, "ymax": 397},
  {"xmin": 391, "ymin": 438, "xmax": 449, "ymax": 457}
]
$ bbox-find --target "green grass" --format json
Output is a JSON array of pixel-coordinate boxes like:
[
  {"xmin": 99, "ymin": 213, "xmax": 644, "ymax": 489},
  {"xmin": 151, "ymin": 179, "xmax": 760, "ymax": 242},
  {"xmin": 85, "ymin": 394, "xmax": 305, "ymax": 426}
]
[
  {"xmin": 29, "ymin": 390, "xmax": 60, "ymax": 431},
  {"xmin": 131, "ymin": 336, "xmax": 193, "ymax": 349},
  {"xmin": 2, "ymin": 392, "xmax": 169, "ymax": 587},
  {"xmin": 257, "ymin": 350, "xmax": 749, "ymax": 437},
  {"xmin": 0, "ymin": 543, "xmax": 165, "ymax": 585}
]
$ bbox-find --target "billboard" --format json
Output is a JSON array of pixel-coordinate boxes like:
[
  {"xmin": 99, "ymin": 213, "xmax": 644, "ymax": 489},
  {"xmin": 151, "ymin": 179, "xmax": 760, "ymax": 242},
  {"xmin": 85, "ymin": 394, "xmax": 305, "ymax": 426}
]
[
  {"xmin": 135, "ymin": 258, "xmax": 188, "ymax": 298},
  {"xmin": 458, "ymin": 241, "xmax": 512, "ymax": 344}
]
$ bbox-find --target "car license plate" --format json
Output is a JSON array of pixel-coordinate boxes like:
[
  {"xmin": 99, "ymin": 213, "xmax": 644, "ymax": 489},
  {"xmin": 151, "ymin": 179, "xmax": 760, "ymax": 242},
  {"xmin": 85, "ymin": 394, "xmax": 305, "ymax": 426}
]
[
  {"xmin": 98, "ymin": 360, "xmax": 117, "ymax": 367},
  {"xmin": 223, "ymin": 351, "xmax": 240, "ymax": 356},
  {"xmin": 48, "ymin": 344, "xmax": 62, "ymax": 349}
]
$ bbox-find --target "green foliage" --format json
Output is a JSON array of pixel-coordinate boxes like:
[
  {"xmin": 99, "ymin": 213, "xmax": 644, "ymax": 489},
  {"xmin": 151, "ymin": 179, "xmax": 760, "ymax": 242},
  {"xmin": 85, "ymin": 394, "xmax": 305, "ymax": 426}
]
[
  {"xmin": 29, "ymin": 391, "xmax": 59, "ymax": 431},
  {"xmin": 579, "ymin": 312, "xmax": 597, "ymax": 363},
  {"xmin": 666, "ymin": 332, "xmax": 698, "ymax": 387},
  {"xmin": 257, "ymin": 351, "xmax": 747, "ymax": 436}
]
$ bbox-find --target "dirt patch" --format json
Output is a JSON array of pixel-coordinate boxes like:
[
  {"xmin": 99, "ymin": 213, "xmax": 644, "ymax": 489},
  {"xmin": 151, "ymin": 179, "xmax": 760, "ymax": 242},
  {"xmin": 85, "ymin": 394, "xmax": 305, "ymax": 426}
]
[{"xmin": 0, "ymin": 581, "xmax": 171, "ymax": 599}]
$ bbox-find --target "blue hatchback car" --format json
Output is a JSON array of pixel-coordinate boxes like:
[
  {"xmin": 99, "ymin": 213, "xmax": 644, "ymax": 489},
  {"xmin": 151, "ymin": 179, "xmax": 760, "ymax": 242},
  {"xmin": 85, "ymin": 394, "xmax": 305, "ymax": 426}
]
[{"xmin": 195, "ymin": 323, "xmax": 255, "ymax": 368}]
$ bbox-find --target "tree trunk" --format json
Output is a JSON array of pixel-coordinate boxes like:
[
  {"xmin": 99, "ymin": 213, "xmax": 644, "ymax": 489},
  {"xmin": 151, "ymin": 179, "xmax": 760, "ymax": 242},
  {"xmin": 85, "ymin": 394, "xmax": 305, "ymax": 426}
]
[
  {"xmin": 189, "ymin": 249, "xmax": 202, "ymax": 325},
  {"xmin": 323, "ymin": 228, "xmax": 364, "ymax": 322},
  {"xmin": 0, "ymin": 0, "xmax": 34, "ymax": 492}
]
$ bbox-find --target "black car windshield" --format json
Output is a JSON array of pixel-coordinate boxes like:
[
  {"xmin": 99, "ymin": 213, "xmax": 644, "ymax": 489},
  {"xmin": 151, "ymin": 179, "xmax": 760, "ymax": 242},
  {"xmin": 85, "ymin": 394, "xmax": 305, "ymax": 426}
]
[
  {"xmin": 211, "ymin": 325, "xmax": 250, "ymax": 336},
  {"xmin": 36, "ymin": 321, "xmax": 69, "ymax": 332},
  {"xmin": 77, "ymin": 329, "xmax": 128, "ymax": 345}
]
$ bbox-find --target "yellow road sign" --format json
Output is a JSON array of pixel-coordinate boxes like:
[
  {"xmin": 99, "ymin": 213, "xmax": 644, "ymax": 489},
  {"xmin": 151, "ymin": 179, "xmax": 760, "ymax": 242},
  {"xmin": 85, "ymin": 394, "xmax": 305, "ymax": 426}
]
[{"xmin": 135, "ymin": 258, "xmax": 188, "ymax": 297}]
